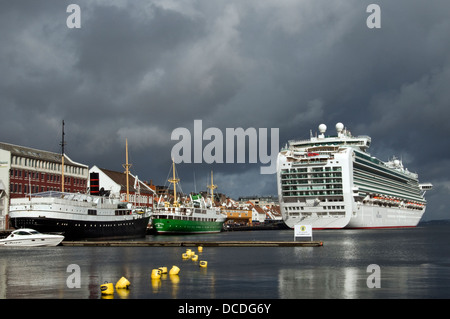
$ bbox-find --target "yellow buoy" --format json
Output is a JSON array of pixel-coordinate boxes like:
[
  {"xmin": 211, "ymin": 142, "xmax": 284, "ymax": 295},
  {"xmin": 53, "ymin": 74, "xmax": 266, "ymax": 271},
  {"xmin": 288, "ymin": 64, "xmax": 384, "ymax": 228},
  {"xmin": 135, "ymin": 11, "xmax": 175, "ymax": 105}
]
[
  {"xmin": 199, "ymin": 261, "xmax": 208, "ymax": 268},
  {"xmin": 115, "ymin": 276, "xmax": 131, "ymax": 289},
  {"xmin": 169, "ymin": 265, "xmax": 180, "ymax": 275},
  {"xmin": 158, "ymin": 267, "xmax": 168, "ymax": 274},
  {"xmin": 198, "ymin": 246, "xmax": 203, "ymax": 253},
  {"xmin": 191, "ymin": 254, "xmax": 198, "ymax": 261},
  {"xmin": 151, "ymin": 269, "xmax": 162, "ymax": 279},
  {"xmin": 100, "ymin": 282, "xmax": 114, "ymax": 295},
  {"xmin": 182, "ymin": 253, "xmax": 190, "ymax": 259}
]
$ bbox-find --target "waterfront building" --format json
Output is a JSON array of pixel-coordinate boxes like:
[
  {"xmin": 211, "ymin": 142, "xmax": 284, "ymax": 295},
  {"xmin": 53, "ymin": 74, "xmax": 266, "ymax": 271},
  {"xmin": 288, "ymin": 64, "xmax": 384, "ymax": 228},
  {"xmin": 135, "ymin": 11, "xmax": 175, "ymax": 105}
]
[
  {"xmin": 222, "ymin": 207, "xmax": 253, "ymax": 226},
  {"xmin": 238, "ymin": 195, "xmax": 279, "ymax": 208},
  {"xmin": 88, "ymin": 165, "xmax": 155, "ymax": 209},
  {"xmin": 220, "ymin": 197, "xmax": 282, "ymax": 226},
  {"xmin": 0, "ymin": 142, "xmax": 89, "ymax": 230}
]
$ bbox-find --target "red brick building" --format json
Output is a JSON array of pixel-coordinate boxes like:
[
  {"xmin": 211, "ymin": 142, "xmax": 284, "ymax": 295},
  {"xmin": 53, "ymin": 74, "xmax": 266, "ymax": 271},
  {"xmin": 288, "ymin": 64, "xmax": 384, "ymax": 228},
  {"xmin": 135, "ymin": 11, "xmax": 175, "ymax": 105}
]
[
  {"xmin": 0, "ymin": 142, "xmax": 89, "ymax": 230},
  {"xmin": 0, "ymin": 142, "xmax": 88, "ymax": 198}
]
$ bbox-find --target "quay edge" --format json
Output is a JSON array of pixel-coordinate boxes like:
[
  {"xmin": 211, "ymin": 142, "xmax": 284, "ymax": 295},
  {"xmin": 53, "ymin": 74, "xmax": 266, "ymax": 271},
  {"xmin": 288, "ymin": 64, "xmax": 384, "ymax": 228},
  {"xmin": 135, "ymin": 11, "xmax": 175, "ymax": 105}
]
[{"xmin": 61, "ymin": 240, "xmax": 323, "ymax": 247}]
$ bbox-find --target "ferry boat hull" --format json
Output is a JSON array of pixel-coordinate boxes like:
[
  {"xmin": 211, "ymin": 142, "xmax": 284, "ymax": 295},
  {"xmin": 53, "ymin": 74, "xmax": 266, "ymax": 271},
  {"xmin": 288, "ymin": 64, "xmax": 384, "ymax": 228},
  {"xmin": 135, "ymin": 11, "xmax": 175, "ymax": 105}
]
[
  {"xmin": 152, "ymin": 217, "xmax": 224, "ymax": 234},
  {"xmin": 10, "ymin": 215, "xmax": 150, "ymax": 240}
]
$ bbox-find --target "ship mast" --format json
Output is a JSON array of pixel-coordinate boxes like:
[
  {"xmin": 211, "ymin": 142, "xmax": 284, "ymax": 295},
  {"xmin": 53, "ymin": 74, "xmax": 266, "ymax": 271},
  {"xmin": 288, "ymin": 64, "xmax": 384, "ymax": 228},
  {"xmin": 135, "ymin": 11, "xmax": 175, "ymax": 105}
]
[
  {"xmin": 168, "ymin": 159, "xmax": 180, "ymax": 207},
  {"xmin": 122, "ymin": 139, "xmax": 132, "ymax": 202},
  {"xmin": 60, "ymin": 120, "xmax": 66, "ymax": 193},
  {"xmin": 207, "ymin": 170, "xmax": 217, "ymax": 206}
]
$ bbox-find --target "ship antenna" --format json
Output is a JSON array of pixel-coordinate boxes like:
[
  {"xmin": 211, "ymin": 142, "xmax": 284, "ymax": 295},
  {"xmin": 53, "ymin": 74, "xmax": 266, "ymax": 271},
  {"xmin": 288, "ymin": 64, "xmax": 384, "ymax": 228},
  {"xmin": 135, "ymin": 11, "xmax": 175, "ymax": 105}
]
[{"xmin": 60, "ymin": 120, "xmax": 66, "ymax": 193}]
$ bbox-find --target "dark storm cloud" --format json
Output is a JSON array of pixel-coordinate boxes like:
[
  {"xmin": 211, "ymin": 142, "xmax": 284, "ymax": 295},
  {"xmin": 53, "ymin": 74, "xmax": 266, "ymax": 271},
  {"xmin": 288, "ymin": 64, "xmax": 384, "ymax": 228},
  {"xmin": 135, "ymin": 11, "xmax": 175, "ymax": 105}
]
[{"xmin": 1, "ymin": 0, "xmax": 449, "ymax": 220}]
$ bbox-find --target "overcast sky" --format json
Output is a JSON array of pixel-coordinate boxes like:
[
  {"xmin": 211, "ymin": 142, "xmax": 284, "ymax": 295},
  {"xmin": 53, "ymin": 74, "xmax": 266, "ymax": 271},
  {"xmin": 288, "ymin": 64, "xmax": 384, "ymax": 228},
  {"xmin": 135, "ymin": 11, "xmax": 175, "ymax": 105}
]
[{"xmin": 1, "ymin": 0, "xmax": 449, "ymax": 220}]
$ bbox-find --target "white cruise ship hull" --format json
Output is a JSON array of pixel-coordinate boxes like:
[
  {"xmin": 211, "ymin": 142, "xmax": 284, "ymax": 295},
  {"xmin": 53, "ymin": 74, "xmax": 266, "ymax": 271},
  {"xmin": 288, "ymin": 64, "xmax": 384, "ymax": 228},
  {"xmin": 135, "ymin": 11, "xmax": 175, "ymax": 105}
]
[
  {"xmin": 346, "ymin": 204, "xmax": 425, "ymax": 229},
  {"xmin": 282, "ymin": 214, "xmax": 350, "ymax": 229},
  {"xmin": 280, "ymin": 204, "xmax": 424, "ymax": 229}
]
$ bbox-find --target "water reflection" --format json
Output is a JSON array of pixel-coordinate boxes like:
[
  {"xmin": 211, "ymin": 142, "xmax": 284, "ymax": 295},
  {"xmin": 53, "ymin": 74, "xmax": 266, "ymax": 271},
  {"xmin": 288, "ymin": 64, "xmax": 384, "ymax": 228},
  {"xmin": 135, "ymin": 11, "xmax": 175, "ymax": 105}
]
[
  {"xmin": 1, "ymin": 227, "xmax": 450, "ymax": 298},
  {"xmin": 278, "ymin": 267, "xmax": 365, "ymax": 299}
]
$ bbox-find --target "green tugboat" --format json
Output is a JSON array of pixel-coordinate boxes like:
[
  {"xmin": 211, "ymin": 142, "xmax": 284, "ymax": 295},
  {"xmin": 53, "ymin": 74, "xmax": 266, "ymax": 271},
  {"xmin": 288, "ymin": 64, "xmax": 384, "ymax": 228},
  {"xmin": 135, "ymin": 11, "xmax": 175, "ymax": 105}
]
[{"xmin": 150, "ymin": 161, "xmax": 226, "ymax": 234}]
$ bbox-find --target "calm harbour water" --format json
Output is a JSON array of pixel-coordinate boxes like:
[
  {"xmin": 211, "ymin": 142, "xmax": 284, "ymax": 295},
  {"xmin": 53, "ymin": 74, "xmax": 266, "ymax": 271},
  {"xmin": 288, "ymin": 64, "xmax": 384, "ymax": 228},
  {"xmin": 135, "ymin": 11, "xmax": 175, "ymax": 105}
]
[{"xmin": 1, "ymin": 224, "xmax": 450, "ymax": 299}]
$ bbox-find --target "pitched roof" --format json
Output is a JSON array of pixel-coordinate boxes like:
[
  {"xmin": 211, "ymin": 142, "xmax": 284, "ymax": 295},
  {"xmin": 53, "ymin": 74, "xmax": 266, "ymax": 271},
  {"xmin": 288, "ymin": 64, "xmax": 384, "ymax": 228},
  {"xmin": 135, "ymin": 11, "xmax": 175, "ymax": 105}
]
[
  {"xmin": 99, "ymin": 167, "xmax": 155, "ymax": 195},
  {"xmin": 0, "ymin": 141, "xmax": 87, "ymax": 168}
]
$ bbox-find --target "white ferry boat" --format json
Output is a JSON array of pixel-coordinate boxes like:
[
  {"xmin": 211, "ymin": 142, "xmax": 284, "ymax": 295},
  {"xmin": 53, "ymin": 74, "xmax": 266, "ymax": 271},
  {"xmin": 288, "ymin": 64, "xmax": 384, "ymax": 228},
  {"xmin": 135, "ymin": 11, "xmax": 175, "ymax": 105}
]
[
  {"xmin": 277, "ymin": 122, "xmax": 433, "ymax": 229},
  {"xmin": 9, "ymin": 191, "xmax": 150, "ymax": 240}
]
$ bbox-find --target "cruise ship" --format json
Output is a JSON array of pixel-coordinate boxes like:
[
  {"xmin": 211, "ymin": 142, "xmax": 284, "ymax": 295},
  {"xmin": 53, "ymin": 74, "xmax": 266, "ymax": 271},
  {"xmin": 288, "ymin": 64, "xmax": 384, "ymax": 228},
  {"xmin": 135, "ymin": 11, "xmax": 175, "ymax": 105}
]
[{"xmin": 277, "ymin": 122, "xmax": 432, "ymax": 229}]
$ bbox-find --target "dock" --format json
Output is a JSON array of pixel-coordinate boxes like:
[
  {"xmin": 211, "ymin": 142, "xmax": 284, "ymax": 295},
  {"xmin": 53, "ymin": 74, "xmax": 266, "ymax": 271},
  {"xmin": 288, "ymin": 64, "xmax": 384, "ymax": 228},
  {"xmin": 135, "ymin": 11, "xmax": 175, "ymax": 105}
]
[{"xmin": 61, "ymin": 240, "xmax": 323, "ymax": 247}]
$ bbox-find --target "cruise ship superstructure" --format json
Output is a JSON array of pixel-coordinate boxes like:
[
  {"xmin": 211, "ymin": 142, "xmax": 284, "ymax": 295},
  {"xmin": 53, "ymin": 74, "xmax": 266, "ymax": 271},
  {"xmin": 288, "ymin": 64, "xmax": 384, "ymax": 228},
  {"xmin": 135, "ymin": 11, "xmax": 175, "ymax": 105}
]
[{"xmin": 277, "ymin": 123, "xmax": 432, "ymax": 229}]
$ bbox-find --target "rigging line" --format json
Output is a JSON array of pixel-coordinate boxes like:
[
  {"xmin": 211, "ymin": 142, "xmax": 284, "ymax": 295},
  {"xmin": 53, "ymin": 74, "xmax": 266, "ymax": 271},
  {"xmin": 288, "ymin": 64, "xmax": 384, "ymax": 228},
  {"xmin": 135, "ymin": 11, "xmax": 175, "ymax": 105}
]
[{"xmin": 163, "ymin": 164, "xmax": 172, "ymax": 188}]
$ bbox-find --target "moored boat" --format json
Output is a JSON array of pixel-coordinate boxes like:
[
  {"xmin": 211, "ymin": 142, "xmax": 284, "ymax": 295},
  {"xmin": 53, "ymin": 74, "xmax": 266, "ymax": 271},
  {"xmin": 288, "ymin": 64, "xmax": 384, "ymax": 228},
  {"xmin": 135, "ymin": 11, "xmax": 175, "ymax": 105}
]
[
  {"xmin": 0, "ymin": 228, "xmax": 64, "ymax": 247},
  {"xmin": 9, "ymin": 191, "xmax": 150, "ymax": 240},
  {"xmin": 151, "ymin": 161, "xmax": 226, "ymax": 234}
]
